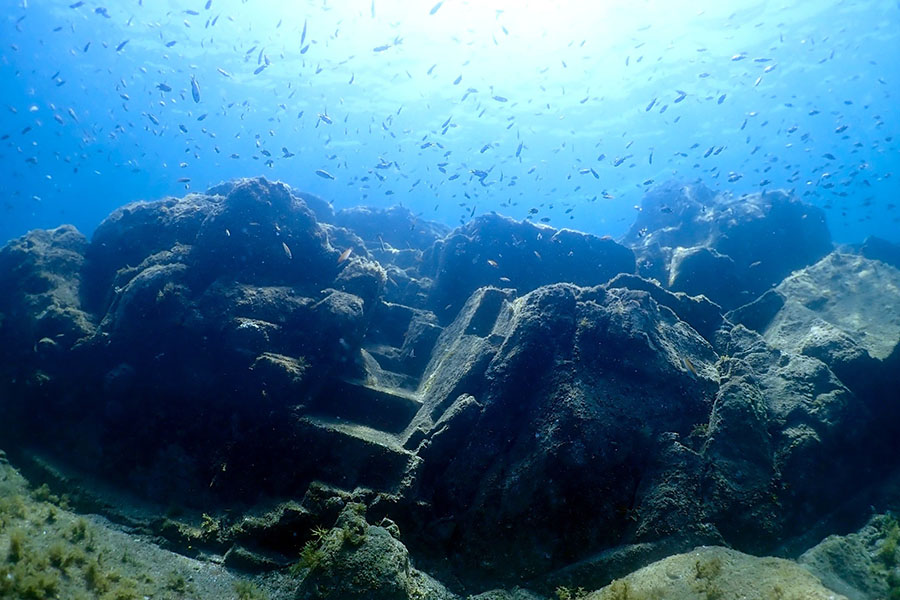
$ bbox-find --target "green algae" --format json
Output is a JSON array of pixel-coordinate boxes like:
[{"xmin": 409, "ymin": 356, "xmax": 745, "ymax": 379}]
[{"xmin": 0, "ymin": 454, "xmax": 270, "ymax": 600}]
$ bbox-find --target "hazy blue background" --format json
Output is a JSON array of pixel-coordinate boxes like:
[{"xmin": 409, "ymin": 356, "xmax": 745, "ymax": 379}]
[{"xmin": 1, "ymin": 0, "xmax": 898, "ymax": 244}]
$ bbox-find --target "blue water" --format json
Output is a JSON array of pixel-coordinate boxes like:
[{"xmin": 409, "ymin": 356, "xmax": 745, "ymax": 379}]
[{"xmin": 1, "ymin": 0, "xmax": 898, "ymax": 245}]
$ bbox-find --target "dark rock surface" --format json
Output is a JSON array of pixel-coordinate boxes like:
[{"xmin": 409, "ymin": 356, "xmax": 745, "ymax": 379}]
[
  {"xmin": 623, "ymin": 181, "xmax": 832, "ymax": 310},
  {"xmin": 859, "ymin": 235, "xmax": 900, "ymax": 270},
  {"xmin": 1, "ymin": 177, "xmax": 897, "ymax": 597},
  {"xmin": 425, "ymin": 213, "xmax": 636, "ymax": 322}
]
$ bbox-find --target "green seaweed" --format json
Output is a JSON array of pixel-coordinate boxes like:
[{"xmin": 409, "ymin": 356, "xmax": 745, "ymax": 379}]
[
  {"xmin": 165, "ymin": 570, "xmax": 190, "ymax": 594},
  {"xmin": 556, "ymin": 585, "xmax": 589, "ymax": 599},
  {"xmin": 234, "ymin": 579, "xmax": 269, "ymax": 600},
  {"xmin": 291, "ymin": 539, "xmax": 325, "ymax": 576},
  {"xmin": 878, "ymin": 514, "xmax": 900, "ymax": 568}
]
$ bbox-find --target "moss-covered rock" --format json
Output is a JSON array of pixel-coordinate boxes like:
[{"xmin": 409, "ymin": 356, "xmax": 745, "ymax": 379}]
[
  {"xmin": 588, "ymin": 546, "xmax": 845, "ymax": 600},
  {"xmin": 294, "ymin": 503, "xmax": 455, "ymax": 600}
]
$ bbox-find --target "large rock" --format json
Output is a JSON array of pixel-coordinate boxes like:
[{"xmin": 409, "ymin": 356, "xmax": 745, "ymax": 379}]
[
  {"xmin": 728, "ymin": 251, "xmax": 900, "ymax": 399},
  {"xmin": 0, "ymin": 178, "xmax": 391, "ymax": 508},
  {"xmin": 334, "ymin": 205, "xmax": 450, "ymax": 252},
  {"xmin": 799, "ymin": 513, "xmax": 900, "ymax": 600},
  {"xmin": 623, "ymin": 182, "xmax": 832, "ymax": 310},
  {"xmin": 294, "ymin": 503, "xmax": 456, "ymax": 600},
  {"xmin": 0, "ymin": 225, "xmax": 94, "ymax": 358},
  {"xmin": 589, "ymin": 546, "xmax": 846, "ymax": 600},
  {"xmin": 405, "ymin": 282, "xmax": 720, "ymax": 583},
  {"xmin": 425, "ymin": 214, "xmax": 636, "ymax": 321},
  {"xmin": 399, "ymin": 276, "xmax": 880, "ymax": 588}
]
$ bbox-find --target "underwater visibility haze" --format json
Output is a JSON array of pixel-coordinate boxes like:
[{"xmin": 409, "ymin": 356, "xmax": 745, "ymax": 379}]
[{"xmin": 1, "ymin": 1, "xmax": 900, "ymax": 599}]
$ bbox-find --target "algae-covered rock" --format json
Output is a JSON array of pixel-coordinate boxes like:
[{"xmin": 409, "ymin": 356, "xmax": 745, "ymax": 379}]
[
  {"xmin": 294, "ymin": 503, "xmax": 456, "ymax": 600},
  {"xmin": 799, "ymin": 513, "xmax": 900, "ymax": 600},
  {"xmin": 0, "ymin": 225, "xmax": 94, "ymax": 356},
  {"xmin": 588, "ymin": 546, "xmax": 846, "ymax": 600},
  {"xmin": 763, "ymin": 252, "xmax": 900, "ymax": 362}
]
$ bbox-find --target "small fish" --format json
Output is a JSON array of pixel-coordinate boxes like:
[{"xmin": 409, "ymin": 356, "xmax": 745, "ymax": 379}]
[
  {"xmin": 717, "ymin": 94, "xmax": 726, "ymax": 104},
  {"xmin": 315, "ymin": 169, "xmax": 335, "ymax": 180},
  {"xmin": 492, "ymin": 95, "xmax": 508, "ymax": 102},
  {"xmin": 487, "ymin": 259, "xmax": 498, "ymax": 268},
  {"xmin": 373, "ymin": 44, "xmax": 391, "ymax": 52},
  {"xmin": 69, "ymin": 1, "xmax": 84, "ymax": 7},
  {"xmin": 453, "ymin": 74, "xmax": 462, "ymax": 85},
  {"xmin": 429, "ymin": 1, "xmax": 443, "ymax": 15},
  {"xmin": 190, "ymin": 75, "xmax": 201, "ymax": 103},
  {"xmin": 165, "ymin": 41, "xmax": 177, "ymax": 47},
  {"xmin": 337, "ymin": 247, "xmax": 353, "ymax": 263},
  {"xmin": 216, "ymin": 67, "xmax": 231, "ymax": 78},
  {"xmin": 116, "ymin": 39, "xmax": 129, "ymax": 52},
  {"xmin": 282, "ymin": 242, "xmax": 293, "ymax": 260},
  {"xmin": 683, "ymin": 356, "xmax": 698, "ymax": 378},
  {"xmin": 674, "ymin": 90, "xmax": 687, "ymax": 103},
  {"xmin": 253, "ymin": 64, "xmax": 267, "ymax": 75},
  {"xmin": 301, "ymin": 19, "xmax": 307, "ymax": 45},
  {"xmin": 156, "ymin": 83, "xmax": 172, "ymax": 92},
  {"xmin": 645, "ymin": 97, "xmax": 657, "ymax": 111}
]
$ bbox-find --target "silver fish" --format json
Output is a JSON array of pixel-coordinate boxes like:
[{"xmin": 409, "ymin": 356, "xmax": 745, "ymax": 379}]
[{"xmin": 190, "ymin": 75, "xmax": 201, "ymax": 103}]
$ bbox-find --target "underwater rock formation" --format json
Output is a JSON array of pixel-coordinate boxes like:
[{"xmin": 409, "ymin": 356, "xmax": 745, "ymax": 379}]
[
  {"xmin": 589, "ymin": 545, "xmax": 848, "ymax": 599},
  {"xmin": 623, "ymin": 181, "xmax": 832, "ymax": 310},
  {"xmin": 0, "ymin": 177, "xmax": 898, "ymax": 596},
  {"xmin": 425, "ymin": 213, "xmax": 636, "ymax": 322}
]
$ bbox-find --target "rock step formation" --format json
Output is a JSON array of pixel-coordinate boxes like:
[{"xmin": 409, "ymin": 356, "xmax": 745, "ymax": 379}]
[
  {"xmin": 294, "ymin": 416, "xmax": 415, "ymax": 492},
  {"xmin": 313, "ymin": 377, "xmax": 422, "ymax": 434}
]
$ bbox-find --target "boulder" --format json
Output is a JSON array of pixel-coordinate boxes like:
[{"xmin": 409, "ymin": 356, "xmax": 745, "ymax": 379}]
[
  {"xmin": 589, "ymin": 546, "xmax": 846, "ymax": 600},
  {"xmin": 799, "ymin": 513, "xmax": 900, "ymax": 600},
  {"xmin": 406, "ymin": 282, "xmax": 719, "ymax": 582},
  {"xmin": 425, "ymin": 213, "xmax": 635, "ymax": 322},
  {"xmin": 859, "ymin": 235, "xmax": 900, "ymax": 270},
  {"xmin": 623, "ymin": 182, "xmax": 832, "ymax": 310},
  {"xmin": 0, "ymin": 225, "xmax": 94, "ymax": 358},
  {"xmin": 294, "ymin": 503, "xmax": 456, "ymax": 600},
  {"xmin": 729, "ymin": 251, "xmax": 900, "ymax": 399},
  {"xmin": 334, "ymin": 205, "xmax": 450, "ymax": 252}
]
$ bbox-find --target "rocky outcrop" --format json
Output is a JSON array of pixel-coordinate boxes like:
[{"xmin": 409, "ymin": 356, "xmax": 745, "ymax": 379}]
[
  {"xmin": 800, "ymin": 513, "xmax": 900, "ymax": 600},
  {"xmin": 589, "ymin": 546, "xmax": 847, "ymax": 600},
  {"xmin": 623, "ymin": 182, "xmax": 832, "ymax": 310},
  {"xmin": 294, "ymin": 503, "xmax": 456, "ymax": 600},
  {"xmin": 2, "ymin": 177, "xmax": 899, "ymax": 597},
  {"xmin": 425, "ymin": 213, "xmax": 636, "ymax": 321},
  {"xmin": 727, "ymin": 251, "xmax": 900, "ymax": 400},
  {"xmin": 404, "ymin": 282, "xmax": 721, "ymax": 583},
  {"xmin": 0, "ymin": 225, "xmax": 94, "ymax": 357}
]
